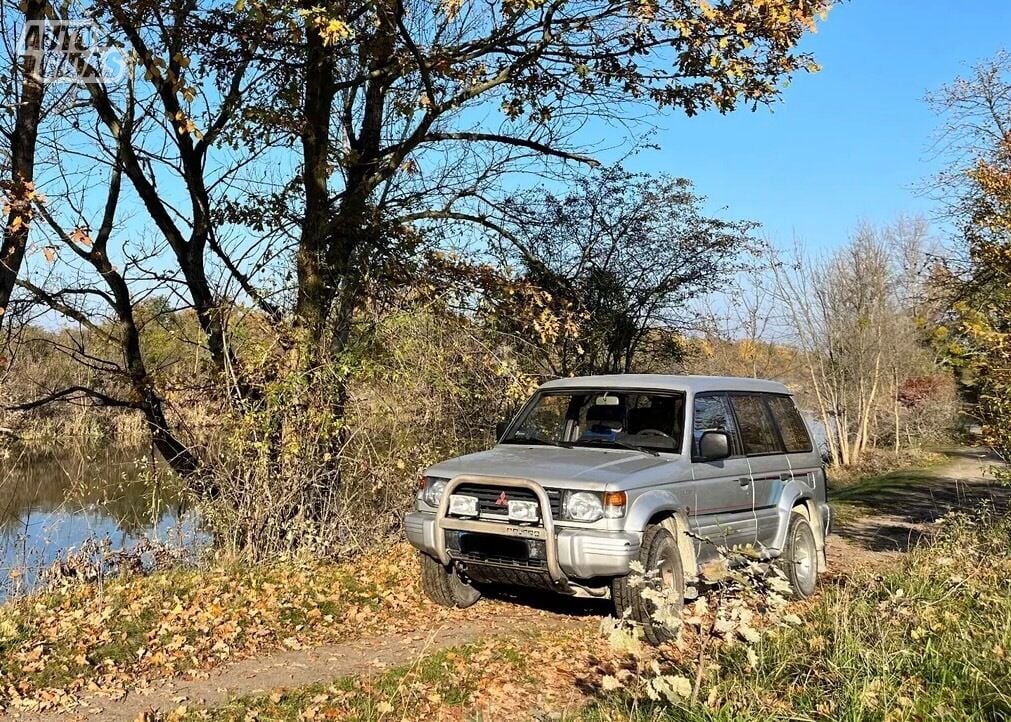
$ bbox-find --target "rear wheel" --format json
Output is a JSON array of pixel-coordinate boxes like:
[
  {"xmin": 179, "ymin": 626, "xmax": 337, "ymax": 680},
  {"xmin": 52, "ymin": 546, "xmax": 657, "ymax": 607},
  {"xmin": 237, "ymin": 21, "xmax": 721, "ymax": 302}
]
[
  {"xmin": 612, "ymin": 524, "xmax": 685, "ymax": 645},
  {"xmin": 778, "ymin": 512, "xmax": 818, "ymax": 597},
  {"xmin": 420, "ymin": 553, "xmax": 481, "ymax": 608}
]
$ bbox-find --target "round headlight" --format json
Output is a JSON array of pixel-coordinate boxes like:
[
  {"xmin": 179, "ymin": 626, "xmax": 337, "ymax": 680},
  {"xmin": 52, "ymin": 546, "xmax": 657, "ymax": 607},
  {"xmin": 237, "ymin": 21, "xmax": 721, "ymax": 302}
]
[
  {"xmin": 423, "ymin": 478, "xmax": 448, "ymax": 507},
  {"xmin": 564, "ymin": 491, "xmax": 603, "ymax": 522}
]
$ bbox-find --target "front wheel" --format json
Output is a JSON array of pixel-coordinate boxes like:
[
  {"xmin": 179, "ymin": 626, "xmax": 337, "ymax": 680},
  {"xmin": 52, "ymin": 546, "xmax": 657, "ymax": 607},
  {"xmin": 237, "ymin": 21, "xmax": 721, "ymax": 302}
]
[
  {"xmin": 778, "ymin": 512, "xmax": 819, "ymax": 598},
  {"xmin": 612, "ymin": 524, "xmax": 685, "ymax": 645},
  {"xmin": 420, "ymin": 553, "xmax": 481, "ymax": 608}
]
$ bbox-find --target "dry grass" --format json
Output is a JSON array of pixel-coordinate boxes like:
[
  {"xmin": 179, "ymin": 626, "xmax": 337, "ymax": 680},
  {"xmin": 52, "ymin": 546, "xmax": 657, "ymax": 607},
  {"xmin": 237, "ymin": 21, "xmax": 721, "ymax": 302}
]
[{"xmin": 585, "ymin": 506, "xmax": 1011, "ymax": 720}]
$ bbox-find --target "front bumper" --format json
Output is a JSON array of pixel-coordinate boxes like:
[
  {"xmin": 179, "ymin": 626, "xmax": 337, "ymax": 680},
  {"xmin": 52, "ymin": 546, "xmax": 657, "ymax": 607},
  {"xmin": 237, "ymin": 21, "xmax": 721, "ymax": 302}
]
[{"xmin": 405, "ymin": 510, "xmax": 641, "ymax": 581}]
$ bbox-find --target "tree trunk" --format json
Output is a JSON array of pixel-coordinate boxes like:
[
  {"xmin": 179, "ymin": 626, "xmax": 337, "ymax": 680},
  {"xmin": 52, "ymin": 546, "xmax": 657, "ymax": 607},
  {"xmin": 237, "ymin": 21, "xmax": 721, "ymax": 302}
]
[
  {"xmin": 295, "ymin": 6, "xmax": 395, "ymax": 372},
  {"xmin": 294, "ymin": 17, "xmax": 336, "ymax": 353},
  {"xmin": 893, "ymin": 366, "xmax": 901, "ymax": 454},
  {"xmin": 807, "ymin": 354, "xmax": 839, "ymax": 465},
  {"xmin": 855, "ymin": 350, "xmax": 883, "ymax": 463},
  {"xmin": 0, "ymin": 0, "xmax": 46, "ymax": 317},
  {"xmin": 101, "ymin": 252, "xmax": 207, "ymax": 487}
]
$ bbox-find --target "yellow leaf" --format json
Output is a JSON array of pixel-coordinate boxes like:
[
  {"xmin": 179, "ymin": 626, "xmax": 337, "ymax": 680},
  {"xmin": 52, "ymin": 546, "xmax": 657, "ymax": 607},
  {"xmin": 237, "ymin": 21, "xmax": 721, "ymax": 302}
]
[{"xmin": 70, "ymin": 228, "xmax": 92, "ymax": 246}]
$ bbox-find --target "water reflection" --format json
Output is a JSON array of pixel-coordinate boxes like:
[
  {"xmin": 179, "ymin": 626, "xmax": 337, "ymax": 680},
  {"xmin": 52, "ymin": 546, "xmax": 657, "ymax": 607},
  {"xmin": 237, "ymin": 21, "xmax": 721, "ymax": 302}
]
[{"xmin": 0, "ymin": 446, "xmax": 203, "ymax": 599}]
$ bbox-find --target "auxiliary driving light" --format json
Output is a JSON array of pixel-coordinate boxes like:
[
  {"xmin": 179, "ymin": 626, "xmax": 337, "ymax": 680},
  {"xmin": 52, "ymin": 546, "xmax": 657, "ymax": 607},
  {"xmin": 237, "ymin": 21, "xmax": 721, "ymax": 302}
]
[
  {"xmin": 449, "ymin": 494, "xmax": 479, "ymax": 517},
  {"xmin": 507, "ymin": 499, "xmax": 539, "ymax": 523}
]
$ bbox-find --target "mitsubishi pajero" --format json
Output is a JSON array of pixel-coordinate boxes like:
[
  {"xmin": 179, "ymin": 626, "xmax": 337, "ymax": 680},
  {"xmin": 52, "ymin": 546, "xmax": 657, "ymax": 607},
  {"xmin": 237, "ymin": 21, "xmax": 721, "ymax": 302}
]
[{"xmin": 405, "ymin": 375, "xmax": 830, "ymax": 643}]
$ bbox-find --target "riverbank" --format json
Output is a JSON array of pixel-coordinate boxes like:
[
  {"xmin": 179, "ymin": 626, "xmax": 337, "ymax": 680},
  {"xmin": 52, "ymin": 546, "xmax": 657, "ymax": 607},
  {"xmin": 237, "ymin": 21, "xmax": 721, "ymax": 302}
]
[{"xmin": 0, "ymin": 547, "xmax": 434, "ymax": 714}]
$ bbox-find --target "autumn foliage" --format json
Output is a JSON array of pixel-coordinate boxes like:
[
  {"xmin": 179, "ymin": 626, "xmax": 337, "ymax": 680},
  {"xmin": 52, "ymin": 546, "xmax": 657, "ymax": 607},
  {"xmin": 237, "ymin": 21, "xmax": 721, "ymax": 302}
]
[{"xmin": 930, "ymin": 57, "xmax": 1011, "ymax": 476}]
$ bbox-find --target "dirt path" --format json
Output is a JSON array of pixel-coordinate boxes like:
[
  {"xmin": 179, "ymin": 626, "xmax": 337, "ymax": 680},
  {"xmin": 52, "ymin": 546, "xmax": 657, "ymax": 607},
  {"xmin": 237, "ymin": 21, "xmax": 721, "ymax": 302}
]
[
  {"xmin": 10, "ymin": 602, "xmax": 600, "ymax": 722},
  {"xmin": 12, "ymin": 448, "xmax": 1004, "ymax": 721},
  {"xmin": 827, "ymin": 448, "xmax": 1006, "ymax": 570}
]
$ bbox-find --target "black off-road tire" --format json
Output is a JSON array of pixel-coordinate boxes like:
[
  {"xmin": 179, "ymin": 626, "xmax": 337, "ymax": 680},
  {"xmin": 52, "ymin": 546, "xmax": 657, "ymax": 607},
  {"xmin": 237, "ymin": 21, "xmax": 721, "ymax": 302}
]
[
  {"xmin": 420, "ymin": 553, "xmax": 481, "ymax": 608},
  {"xmin": 778, "ymin": 512, "xmax": 819, "ymax": 598},
  {"xmin": 612, "ymin": 524, "xmax": 685, "ymax": 646}
]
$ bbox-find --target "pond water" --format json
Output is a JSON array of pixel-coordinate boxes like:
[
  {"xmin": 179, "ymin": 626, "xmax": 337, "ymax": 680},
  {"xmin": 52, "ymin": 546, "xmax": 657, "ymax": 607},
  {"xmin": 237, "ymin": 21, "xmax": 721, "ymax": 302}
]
[{"xmin": 0, "ymin": 446, "xmax": 203, "ymax": 600}]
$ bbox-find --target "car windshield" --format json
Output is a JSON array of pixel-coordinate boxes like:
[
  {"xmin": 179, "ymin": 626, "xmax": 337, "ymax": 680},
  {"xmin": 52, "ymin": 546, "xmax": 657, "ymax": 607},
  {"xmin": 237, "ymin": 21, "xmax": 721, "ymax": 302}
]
[{"xmin": 502, "ymin": 389, "xmax": 685, "ymax": 453}]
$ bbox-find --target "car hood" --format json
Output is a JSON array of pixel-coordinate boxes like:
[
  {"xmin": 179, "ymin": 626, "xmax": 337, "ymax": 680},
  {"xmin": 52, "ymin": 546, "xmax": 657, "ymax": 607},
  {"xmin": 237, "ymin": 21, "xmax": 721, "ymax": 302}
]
[{"xmin": 424, "ymin": 444, "xmax": 684, "ymax": 490}]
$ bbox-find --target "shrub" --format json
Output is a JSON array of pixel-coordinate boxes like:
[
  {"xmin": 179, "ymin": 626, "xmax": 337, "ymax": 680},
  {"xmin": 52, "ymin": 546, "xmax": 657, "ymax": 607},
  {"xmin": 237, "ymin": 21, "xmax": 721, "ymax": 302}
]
[{"xmin": 198, "ymin": 308, "xmax": 532, "ymax": 561}]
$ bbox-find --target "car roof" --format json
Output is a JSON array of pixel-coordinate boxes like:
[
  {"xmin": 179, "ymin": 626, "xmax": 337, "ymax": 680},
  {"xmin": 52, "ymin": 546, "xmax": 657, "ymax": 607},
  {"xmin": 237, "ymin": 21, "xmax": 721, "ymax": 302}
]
[{"xmin": 537, "ymin": 374, "xmax": 792, "ymax": 395}]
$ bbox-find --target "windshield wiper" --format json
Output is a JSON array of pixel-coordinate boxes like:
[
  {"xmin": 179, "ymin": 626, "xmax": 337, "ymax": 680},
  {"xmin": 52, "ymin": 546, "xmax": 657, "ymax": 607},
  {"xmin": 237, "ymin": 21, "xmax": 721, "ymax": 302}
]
[
  {"xmin": 504, "ymin": 434, "xmax": 574, "ymax": 449},
  {"xmin": 576, "ymin": 438, "xmax": 660, "ymax": 457}
]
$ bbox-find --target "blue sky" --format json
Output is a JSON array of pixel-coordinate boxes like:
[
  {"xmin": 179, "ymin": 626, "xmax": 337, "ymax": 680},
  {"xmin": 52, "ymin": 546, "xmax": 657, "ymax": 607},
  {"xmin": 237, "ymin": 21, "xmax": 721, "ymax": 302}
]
[{"xmin": 615, "ymin": 0, "xmax": 1011, "ymax": 251}]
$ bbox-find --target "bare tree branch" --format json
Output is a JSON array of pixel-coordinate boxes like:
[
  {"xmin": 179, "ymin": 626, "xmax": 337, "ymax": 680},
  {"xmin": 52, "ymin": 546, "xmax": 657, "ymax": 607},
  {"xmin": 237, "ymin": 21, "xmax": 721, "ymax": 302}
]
[{"xmin": 9, "ymin": 384, "xmax": 140, "ymax": 411}]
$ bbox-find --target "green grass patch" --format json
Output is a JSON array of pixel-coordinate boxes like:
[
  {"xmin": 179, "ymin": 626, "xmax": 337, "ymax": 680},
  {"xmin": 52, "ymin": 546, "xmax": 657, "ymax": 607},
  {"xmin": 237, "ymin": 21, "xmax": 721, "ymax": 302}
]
[
  {"xmin": 828, "ymin": 452, "xmax": 951, "ymax": 526},
  {"xmin": 831, "ymin": 469, "xmax": 940, "ymax": 504}
]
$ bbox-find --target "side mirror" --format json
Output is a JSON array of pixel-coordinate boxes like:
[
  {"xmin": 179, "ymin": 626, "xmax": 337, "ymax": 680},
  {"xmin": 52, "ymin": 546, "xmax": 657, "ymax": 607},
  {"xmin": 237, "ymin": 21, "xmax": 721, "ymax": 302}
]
[
  {"xmin": 495, "ymin": 421, "xmax": 509, "ymax": 442},
  {"xmin": 698, "ymin": 430, "xmax": 730, "ymax": 461}
]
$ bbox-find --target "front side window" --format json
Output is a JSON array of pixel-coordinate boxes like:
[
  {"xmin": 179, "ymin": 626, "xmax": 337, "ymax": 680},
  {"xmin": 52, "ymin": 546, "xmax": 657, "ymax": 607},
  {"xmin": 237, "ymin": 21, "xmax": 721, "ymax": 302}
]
[
  {"xmin": 504, "ymin": 390, "xmax": 685, "ymax": 453},
  {"xmin": 512, "ymin": 392, "xmax": 571, "ymax": 442},
  {"xmin": 729, "ymin": 394, "xmax": 785, "ymax": 455},
  {"xmin": 767, "ymin": 395, "xmax": 814, "ymax": 453},
  {"xmin": 692, "ymin": 393, "xmax": 742, "ymax": 456}
]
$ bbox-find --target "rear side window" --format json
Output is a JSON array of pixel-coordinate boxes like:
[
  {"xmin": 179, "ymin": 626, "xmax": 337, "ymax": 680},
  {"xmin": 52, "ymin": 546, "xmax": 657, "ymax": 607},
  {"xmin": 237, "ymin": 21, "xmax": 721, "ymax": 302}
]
[
  {"xmin": 692, "ymin": 394, "xmax": 741, "ymax": 456},
  {"xmin": 767, "ymin": 395, "xmax": 814, "ymax": 453},
  {"xmin": 729, "ymin": 394, "xmax": 785, "ymax": 456}
]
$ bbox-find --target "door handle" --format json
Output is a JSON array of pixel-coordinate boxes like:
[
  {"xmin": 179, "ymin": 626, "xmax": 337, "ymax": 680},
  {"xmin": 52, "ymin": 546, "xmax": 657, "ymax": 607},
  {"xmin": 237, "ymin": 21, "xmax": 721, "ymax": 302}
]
[{"xmin": 738, "ymin": 477, "xmax": 751, "ymax": 487}]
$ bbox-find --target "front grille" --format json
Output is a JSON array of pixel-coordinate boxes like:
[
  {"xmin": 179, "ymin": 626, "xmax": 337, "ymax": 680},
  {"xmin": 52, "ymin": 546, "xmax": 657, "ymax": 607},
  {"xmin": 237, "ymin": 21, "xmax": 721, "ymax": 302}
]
[
  {"xmin": 447, "ymin": 531, "xmax": 548, "ymax": 570},
  {"xmin": 446, "ymin": 531, "xmax": 547, "ymax": 569},
  {"xmin": 452, "ymin": 483, "xmax": 561, "ymax": 518}
]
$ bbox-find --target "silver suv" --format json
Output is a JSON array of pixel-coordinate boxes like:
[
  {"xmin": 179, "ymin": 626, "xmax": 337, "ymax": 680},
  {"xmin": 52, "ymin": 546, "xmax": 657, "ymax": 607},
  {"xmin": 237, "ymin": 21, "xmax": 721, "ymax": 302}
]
[{"xmin": 406, "ymin": 374, "xmax": 830, "ymax": 643}]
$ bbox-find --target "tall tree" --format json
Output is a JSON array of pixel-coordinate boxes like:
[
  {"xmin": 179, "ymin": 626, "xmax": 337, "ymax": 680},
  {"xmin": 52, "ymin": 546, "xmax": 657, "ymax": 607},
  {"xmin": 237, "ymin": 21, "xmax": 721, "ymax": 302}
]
[
  {"xmin": 270, "ymin": 0, "xmax": 830, "ymax": 374},
  {"xmin": 0, "ymin": 0, "xmax": 47, "ymax": 319},
  {"xmin": 929, "ymin": 53, "xmax": 1011, "ymax": 475},
  {"xmin": 5, "ymin": 0, "xmax": 830, "ymax": 516},
  {"xmin": 483, "ymin": 167, "xmax": 756, "ymax": 375},
  {"xmin": 771, "ymin": 220, "xmax": 943, "ymax": 466}
]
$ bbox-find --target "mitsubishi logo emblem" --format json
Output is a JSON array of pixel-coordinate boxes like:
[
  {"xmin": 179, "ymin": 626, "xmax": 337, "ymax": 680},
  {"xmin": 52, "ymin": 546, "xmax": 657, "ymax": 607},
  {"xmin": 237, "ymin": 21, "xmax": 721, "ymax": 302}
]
[{"xmin": 495, "ymin": 491, "xmax": 509, "ymax": 506}]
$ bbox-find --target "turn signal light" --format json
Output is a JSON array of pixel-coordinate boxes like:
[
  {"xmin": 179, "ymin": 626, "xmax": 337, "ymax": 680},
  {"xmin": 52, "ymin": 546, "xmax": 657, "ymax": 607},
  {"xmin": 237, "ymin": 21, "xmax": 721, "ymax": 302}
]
[{"xmin": 603, "ymin": 491, "xmax": 627, "ymax": 508}]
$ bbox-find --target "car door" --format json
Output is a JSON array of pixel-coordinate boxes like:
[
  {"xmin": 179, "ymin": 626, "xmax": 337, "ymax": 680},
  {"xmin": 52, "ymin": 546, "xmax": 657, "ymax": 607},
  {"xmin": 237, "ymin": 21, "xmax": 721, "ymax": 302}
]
[
  {"xmin": 688, "ymin": 392, "xmax": 755, "ymax": 553},
  {"xmin": 728, "ymin": 393, "xmax": 789, "ymax": 547}
]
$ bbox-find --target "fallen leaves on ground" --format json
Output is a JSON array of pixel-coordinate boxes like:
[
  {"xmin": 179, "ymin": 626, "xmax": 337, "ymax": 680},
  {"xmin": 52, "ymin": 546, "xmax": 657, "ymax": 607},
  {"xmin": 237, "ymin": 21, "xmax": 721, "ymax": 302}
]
[
  {"xmin": 184, "ymin": 627, "xmax": 614, "ymax": 722},
  {"xmin": 0, "ymin": 543, "xmax": 460, "ymax": 713}
]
